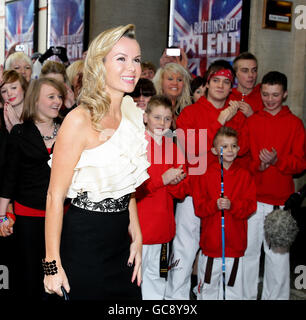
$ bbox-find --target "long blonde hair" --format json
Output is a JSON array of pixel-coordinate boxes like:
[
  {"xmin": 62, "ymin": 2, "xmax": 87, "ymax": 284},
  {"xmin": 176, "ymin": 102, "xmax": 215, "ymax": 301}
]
[
  {"xmin": 153, "ymin": 62, "xmax": 192, "ymax": 115},
  {"xmin": 79, "ymin": 24, "xmax": 136, "ymax": 132}
]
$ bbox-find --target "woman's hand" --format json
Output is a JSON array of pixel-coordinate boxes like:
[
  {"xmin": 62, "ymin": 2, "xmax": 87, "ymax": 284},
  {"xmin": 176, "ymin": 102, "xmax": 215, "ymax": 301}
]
[
  {"xmin": 0, "ymin": 216, "xmax": 15, "ymax": 237},
  {"xmin": 43, "ymin": 265, "xmax": 70, "ymax": 297},
  {"xmin": 64, "ymin": 83, "xmax": 76, "ymax": 109},
  {"xmin": 175, "ymin": 48, "xmax": 188, "ymax": 69},
  {"xmin": 127, "ymin": 195, "xmax": 142, "ymax": 287},
  {"xmin": 3, "ymin": 103, "xmax": 22, "ymax": 132},
  {"xmin": 127, "ymin": 236, "xmax": 142, "ymax": 287}
]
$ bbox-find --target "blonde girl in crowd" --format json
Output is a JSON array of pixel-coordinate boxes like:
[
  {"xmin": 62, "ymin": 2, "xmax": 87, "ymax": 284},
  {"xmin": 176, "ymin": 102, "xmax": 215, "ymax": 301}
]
[{"xmin": 40, "ymin": 60, "xmax": 76, "ymax": 114}]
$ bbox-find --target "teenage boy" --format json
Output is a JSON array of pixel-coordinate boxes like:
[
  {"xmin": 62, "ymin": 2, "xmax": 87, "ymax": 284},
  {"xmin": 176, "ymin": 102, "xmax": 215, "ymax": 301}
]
[
  {"xmin": 243, "ymin": 71, "xmax": 306, "ymax": 300},
  {"xmin": 192, "ymin": 126, "xmax": 256, "ymax": 300},
  {"xmin": 165, "ymin": 60, "xmax": 246, "ymax": 300},
  {"xmin": 229, "ymin": 52, "xmax": 263, "ymax": 118}
]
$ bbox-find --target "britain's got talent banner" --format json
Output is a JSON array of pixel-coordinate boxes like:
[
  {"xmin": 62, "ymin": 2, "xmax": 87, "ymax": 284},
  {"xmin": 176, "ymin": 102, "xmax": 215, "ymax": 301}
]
[
  {"xmin": 169, "ymin": 0, "xmax": 243, "ymax": 76},
  {"xmin": 48, "ymin": 0, "xmax": 85, "ymax": 63},
  {"xmin": 5, "ymin": 0, "xmax": 35, "ymax": 57}
]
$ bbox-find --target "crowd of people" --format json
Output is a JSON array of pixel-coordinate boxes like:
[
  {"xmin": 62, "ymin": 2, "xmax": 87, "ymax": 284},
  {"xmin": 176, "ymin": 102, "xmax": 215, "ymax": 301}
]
[{"xmin": 0, "ymin": 23, "xmax": 305, "ymax": 301}]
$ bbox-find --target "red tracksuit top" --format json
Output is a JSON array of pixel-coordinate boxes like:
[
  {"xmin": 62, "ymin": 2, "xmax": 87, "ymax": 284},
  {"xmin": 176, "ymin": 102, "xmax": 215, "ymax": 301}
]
[
  {"xmin": 136, "ymin": 132, "xmax": 186, "ymax": 245},
  {"xmin": 246, "ymin": 106, "xmax": 306, "ymax": 205},
  {"xmin": 176, "ymin": 96, "xmax": 248, "ymax": 172},
  {"xmin": 191, "ymin": 160, "xmax": 257, "ymax": 258},
  {"xmin": 229, "ymin": 83, "xmax": 264, "ymax": 114},
  {"xmin": 227, "ymin": 84, "xmax": 264, "ymax": 170}
]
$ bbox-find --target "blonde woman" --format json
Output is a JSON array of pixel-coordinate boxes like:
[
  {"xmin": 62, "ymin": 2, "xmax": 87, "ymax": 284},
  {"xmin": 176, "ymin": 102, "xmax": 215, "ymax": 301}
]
[
  {"xmin": 66, "ymin": 60, "xmax": 84, "ymax": 100},
  {"xmin": 43, "ymin": 24, "xmax": 149, "ymax": 300},
  {"xmin": 153, "ymin": 62, "xmax": 192, "ymax": 125},
  {"xmin": 4, "ymin": 51, "xmax": 33, "ymax": 82}
]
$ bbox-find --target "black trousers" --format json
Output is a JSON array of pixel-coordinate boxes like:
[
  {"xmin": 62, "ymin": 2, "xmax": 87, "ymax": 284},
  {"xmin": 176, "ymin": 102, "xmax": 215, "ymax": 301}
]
[{"xmin": 13, "ymin": 215, "xmax": 45, "ymax": 300}]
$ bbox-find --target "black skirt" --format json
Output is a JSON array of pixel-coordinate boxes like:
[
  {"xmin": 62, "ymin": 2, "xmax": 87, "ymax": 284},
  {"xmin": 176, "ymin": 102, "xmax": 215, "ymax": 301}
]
[{"xmin": 60, "ymin": 204, "xmax": 141, "ymax": 300}]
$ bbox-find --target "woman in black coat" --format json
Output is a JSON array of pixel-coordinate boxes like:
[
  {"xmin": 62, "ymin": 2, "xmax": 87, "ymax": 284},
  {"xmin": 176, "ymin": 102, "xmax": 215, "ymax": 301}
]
[{"xmin": 0, "ymin": 77, "xmax": 66, "ymax": 299}]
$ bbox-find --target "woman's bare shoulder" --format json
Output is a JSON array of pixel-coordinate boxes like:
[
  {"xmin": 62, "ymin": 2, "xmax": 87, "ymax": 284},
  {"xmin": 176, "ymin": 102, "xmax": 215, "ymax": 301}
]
[{"xmin": 61, "ymin": 105, "xmax": 91, "ymax": 131}]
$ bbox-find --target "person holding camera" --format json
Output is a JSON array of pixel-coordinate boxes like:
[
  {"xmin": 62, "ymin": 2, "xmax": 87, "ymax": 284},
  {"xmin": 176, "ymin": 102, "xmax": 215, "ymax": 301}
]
[
  {"xmin": 32, "ymin": 46, "xmax": 70, "ymax": 80},
  {"xmin": 159, "ymin": 47, "xmax": 188, "ymax": 70}
]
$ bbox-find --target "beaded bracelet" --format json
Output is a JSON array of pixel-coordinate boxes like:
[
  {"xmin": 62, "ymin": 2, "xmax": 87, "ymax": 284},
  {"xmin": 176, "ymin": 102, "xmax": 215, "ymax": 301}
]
[
  {"xmin": 0, "ymin": 216, "xmax": 8, "ymax": 224},
  {"xmin": 6, "ymin": 212, "xmax": 16, "ymax": 222},
  {"xmin": 42, "ymin": 259, "xmax": 58, "ymax": 276}
]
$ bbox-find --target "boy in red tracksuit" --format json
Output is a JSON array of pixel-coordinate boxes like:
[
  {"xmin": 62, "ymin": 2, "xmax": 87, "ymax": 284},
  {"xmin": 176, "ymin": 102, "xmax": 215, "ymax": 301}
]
[
  {"xmin": 165, "ymin": 60, "xmax": 249, "ymax": 300},
  {"xmin": 229, "ymin": 52, "xmax": 263, "ymax": 117},
  {"xmin": 136, "ymin": 95, "xmax": 187, "ymax": 300},
  {"xmin": 192, "ymin": 126, "xmax": 257, "ymax": 300},
  {"xmin": 228, "ymin": 52, "xmax": 264, "ymax": 170},
  {"xmin": 243, "ymin": 71, "xmax": 306, "ymax": 300}
]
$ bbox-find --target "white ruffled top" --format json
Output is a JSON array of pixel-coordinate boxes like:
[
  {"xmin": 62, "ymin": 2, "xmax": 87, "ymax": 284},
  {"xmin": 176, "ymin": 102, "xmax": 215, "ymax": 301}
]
[{"xmin": 50, "ymin": 96, "xmax": 150, "ymax": 202}]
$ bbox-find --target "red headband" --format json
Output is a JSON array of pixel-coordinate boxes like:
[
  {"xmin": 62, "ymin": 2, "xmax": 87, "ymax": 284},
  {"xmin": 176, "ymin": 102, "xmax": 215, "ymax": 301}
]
[{"xmin": 207, "ymin": 69, "xmax": 234, "ymax": 83}]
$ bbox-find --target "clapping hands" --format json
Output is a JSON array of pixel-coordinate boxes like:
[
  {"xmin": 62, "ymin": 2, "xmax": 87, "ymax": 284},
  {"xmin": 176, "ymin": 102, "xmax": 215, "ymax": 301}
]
[
  {"xmin": 3, "ymin": 102, "xmax": 22, "ymax": 132},
  {"xmin": 258, "ymin": 147, "xmax": 278, "ymax": 171}
]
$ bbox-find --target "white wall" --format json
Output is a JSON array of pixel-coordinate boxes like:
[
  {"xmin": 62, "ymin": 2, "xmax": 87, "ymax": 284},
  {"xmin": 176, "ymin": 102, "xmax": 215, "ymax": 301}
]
[{"xmin": 248, "ymin": 0, "xmax": 306, "ymax": 123}]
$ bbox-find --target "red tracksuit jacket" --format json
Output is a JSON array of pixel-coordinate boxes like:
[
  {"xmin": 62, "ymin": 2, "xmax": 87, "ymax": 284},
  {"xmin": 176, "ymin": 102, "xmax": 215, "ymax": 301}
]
[
  {"xmin": 227, "ymin": 84, "xmax": 264, "ymax": 170},
  {"xmin": 191, "ymin": 160, "xmax": 257, "ymax": 258},
  {"xmin": 246, "ymin": 106, "xmax": 306, "ymax": 205},
  {"xmin": 229, "ymin": 83, "xmax": 263, "ymax": 114},
  {"xmin": 176, "ymin": 96, "xmax": 248, "ymax": 172},
  {"xmin": 136, "ymin": 132, "xmax": 187, "ymax": 244}
]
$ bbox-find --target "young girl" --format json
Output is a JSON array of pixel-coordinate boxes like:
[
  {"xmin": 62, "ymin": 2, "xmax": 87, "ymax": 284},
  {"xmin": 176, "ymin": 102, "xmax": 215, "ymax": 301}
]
[
  {"xmin": 39, "ymin": 60, "xmax": 76, "ymax": 114},
  {"xmin": 0, "ymin": 78, "xmax": 66, "ymax": 299},
  {"xmin": 136, "ymin": 95, "xmax": 187, "ymax": 299},
  {"xmin": 0, "ymin": 70, "xmax": 28, "ymax": 132}
]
